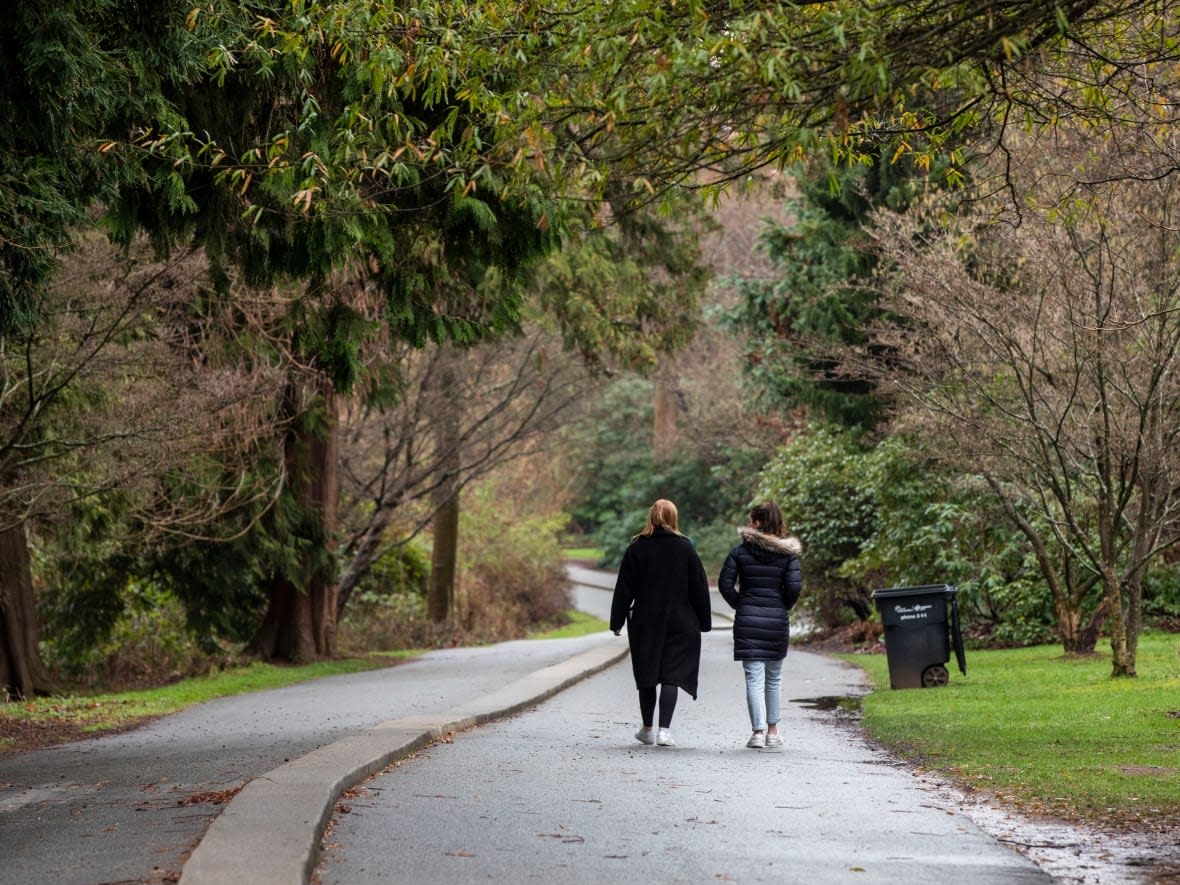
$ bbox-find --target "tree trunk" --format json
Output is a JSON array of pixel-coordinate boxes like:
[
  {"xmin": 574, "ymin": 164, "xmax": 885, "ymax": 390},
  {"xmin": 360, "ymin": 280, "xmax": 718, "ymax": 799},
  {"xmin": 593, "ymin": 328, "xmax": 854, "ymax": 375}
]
[
  {"xmin": 248, "ymin": 576, "xmax": 316, "ymax": 662},
  {"xmin": 652, "ymin": 365, "xmax": 680, "ymax": 462},
  {"xmin": 249, "ymin": 379, "xmax": 340, "ymax": 661},
  {"xmin": 1054, "ymin": 598, "xmax": 1084, "ymax": 654},
  {"xmin": 1123, "ymin": 568, "xmax": 1144, "ymax": 677},
  {"xmin": 428, "ymin": 491, "xmax": 460, "ymax": 624},
  {"xmin": 1122, "ymin": 487, "xmax": 1154, "ymax": 678},
  {"xmin": 0, "ymin": 523, "xmax": 57, "ymax": 699},
  {"xmin": 1073, "ymin": 598, "xmax": 1108, "ymax": 656},
  {"xmin": 986, "ymin": 475, "xmax": 1096, "ymax": 656},
  {"xmin": 1104, "ymin": 564, "xmax": 1134, "ymax": 677},
  {"xmin": 427, "ymin": 361, "xmax": 461, "ymax": 624},
  {"xmin": 1054, "ymin": 593, "xmax": 1107, "ymax": 655},
  {"xmin": 308, "ymin": 383, "xmax": 340, "ymax": 656}
]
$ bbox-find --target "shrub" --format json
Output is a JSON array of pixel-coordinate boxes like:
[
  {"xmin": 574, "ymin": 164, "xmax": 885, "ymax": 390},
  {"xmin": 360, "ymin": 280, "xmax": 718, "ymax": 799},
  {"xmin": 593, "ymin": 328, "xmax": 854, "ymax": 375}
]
[
  {"xmin": 40, "ymin": 580, "xmax": 216, "ymax": 691},
  {"xmin": 1142, "ymin": 564, "xmax": 1180, "ymax": 630},
  {"xmin": 756, "ymin": 423, "xmax": 1057, "ymax": 644},
  {"xmin": 754, "ymin": 424, "xmax": 878, "ymax": 626},
  {"xmin": 337, "ymin": 543, "xmax": 434, "ymax": 653},
  {"xmin": 459, "ymin": 476, "xmax": 572, "ymax": 634},
  {"xmin": 565, "ymin": 377, "xmax": 764, "ymax": 574},
  {"xmin": 340, "ymin": 462, "xmax": 577, "ymax": 652},
  {"xmin": 355, "ymin": 543, "xmax": 431, "ymax": 600}
]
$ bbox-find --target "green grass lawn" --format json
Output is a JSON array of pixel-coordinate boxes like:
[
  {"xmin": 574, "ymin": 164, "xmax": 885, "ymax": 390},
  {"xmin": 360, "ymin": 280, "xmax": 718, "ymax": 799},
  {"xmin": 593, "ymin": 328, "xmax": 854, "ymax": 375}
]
[
  {"xmin": 1, "ymin": 610, "xmax": 607, "ymax": 754},
  {"xmin": 563, "ymin": 546, "xmax": 605, "ymax": 562},
  {"xmin": 0, "ymin": 655, "xmax": 411, "ymax": 754},
  {"xmin": 529, "ymin": 609, "xmax": 609, "ymax": 639},
  {"xmin": 844, "ymin": 632, "xmax": 1180, "ymax": 826}
]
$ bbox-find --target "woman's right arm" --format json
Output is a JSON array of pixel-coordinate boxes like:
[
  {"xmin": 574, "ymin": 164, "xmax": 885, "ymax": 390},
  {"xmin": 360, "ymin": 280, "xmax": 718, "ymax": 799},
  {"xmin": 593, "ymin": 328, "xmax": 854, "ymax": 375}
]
[{"xmin": 610, "ymin": 547, "xmax": 635, "ymax": 634}]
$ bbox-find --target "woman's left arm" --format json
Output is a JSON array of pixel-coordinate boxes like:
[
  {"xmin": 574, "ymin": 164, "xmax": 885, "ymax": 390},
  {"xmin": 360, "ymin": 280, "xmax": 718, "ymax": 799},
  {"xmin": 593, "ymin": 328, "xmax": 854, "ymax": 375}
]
[
  {"xmin": 781, "ymin": 556, "xmax": 803, "ymax": 610},
  {"xmin": 717, "ymin": 551, "xmax": 740, "ymax": 609}
]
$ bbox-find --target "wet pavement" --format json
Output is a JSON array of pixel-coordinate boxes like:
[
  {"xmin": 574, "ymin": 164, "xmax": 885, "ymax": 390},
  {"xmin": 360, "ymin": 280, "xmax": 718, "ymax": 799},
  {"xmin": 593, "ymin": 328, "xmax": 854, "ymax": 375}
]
[
  {"xmin": 0, "ymin": 564, "xmax": 1173, "ymax": 883},
  {"xmin": 314, "ymin": 627, "xmax": 1050, "ymax": 884}
]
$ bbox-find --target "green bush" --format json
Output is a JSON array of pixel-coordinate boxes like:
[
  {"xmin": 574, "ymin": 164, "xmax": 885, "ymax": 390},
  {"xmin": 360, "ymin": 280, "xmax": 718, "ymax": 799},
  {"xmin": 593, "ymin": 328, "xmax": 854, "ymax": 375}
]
[
  {"xmin": 337, "ymin": 543, "xmax": 433, "ymax": 653},
  {"xmin": 692, "ymin": 515, "xmax": 747, "ymax": 580},
  {"xmin": 354, "ymin": 543, "xmax": 431, "ymax": 601},
  {"xmin": 40, "ymin": 580, "xmax": 213, "ymax": 691},
  {"xmin": 754, "ymin": 424, "xmax": 879, "ymax": 625},
  {"xmin": 341, "ymin": 464, "xmax": 580, "ymax": 653},
  {"xmin": 1142, "ymin": 564, "xmax": 1180, "ymax": 628},
  {"xmin": 569, "ymin": 380, "xmax": 760, "ymax": 574},
  {"xmin": 586, "ymin": 476, "xmax": 751, "ymax": 575},
  {"xmin": 36, "ymin": 488, "xmax": 284, "ymax": 671},
  {"xmin": 756, "ymin": 424, "xmax": 1056, "ymax": 645}
]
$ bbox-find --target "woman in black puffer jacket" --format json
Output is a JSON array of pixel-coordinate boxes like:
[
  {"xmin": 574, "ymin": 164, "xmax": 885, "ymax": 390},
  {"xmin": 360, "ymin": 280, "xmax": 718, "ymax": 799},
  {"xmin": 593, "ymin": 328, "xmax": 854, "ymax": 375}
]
[{"xmin": 717, "ymin": 502, "xmax": 803, "ymax": 750}]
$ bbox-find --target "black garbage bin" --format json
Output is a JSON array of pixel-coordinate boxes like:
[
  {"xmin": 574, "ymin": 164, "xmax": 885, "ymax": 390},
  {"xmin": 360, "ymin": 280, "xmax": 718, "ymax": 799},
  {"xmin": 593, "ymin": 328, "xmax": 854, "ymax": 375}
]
[{"xmin": 871, "ymin": 584, "xmax": 967, "ymax": 689}]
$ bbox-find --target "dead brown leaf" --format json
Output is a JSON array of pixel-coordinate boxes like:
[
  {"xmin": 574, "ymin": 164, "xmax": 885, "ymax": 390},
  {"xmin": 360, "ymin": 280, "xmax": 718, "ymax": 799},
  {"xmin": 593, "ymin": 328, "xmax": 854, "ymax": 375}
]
[{"xmin": 176, "ymin": 782, "xmax": 247, "ymax": 807}]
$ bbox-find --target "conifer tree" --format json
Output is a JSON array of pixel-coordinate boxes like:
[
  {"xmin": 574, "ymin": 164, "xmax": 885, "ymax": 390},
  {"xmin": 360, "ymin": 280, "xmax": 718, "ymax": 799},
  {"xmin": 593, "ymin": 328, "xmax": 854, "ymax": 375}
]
[
  {"xmin": 4, "ymin": 0, "xmax": 1176, "ymax": 686},
  {"xmin": 724, "ymin": 155, "xmax": 929, "ymax": 429},
  {"xmin": 0, "ymin": 0, "xmax": 214, "ymax": 696}
]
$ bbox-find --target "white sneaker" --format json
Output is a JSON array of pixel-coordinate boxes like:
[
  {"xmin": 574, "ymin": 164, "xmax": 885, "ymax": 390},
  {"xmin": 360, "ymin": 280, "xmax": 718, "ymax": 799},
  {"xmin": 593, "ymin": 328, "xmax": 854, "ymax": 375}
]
[
  {"xmin": 656, "ymin": 729, "xmax": 675, "ymax": 747},
  {"xmin": 765, "ymin": 733, "xmax": 784, "ymax": 749},
  {"xmin": 746, "ymin": 731, "xmax": 766, "ymax": 749},
  {"xmin": 635, "ymin": 727, "xmax": 656, "ymax": 745}
]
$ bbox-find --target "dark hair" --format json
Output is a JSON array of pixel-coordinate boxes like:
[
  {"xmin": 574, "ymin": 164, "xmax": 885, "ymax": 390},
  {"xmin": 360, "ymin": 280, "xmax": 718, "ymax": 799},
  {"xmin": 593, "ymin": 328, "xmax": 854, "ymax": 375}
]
[{"xmin": 748, "ymin": 502, "xmax": 786, "ymax": 537}]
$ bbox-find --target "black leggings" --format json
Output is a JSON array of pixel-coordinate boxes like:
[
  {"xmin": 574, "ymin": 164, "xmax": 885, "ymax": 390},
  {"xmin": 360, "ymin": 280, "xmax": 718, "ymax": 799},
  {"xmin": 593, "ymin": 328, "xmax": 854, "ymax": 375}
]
[{"xmin": 638, "ymin": 684, "xmax": 679, "ymax": 729}]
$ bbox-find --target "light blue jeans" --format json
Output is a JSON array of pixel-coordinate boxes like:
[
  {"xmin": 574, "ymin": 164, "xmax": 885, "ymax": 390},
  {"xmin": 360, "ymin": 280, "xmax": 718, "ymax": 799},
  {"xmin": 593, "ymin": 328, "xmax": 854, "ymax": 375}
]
[{"xmin": 743, "ymin": 660, "xmax": 783, "ymax": 732}]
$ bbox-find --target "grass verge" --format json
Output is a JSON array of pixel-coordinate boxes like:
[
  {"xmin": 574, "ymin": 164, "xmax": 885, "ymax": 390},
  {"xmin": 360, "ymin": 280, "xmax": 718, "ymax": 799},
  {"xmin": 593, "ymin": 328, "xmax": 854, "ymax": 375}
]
[
  {"xmin": 563, "ymin": 547, "xmax": 605, "ymax": 562},
  {"xmin": 843, "ymin": 631, "xmax": 1180, "ymax": 829},
  {"xmin": 0, "ymin": 655, "xmax": 411, "ymax": 756},
  {"xmin": 0, "ymin": 608, "xmax": 609, "ymax": 757},
  {"xmin": 529, "ymin": 609, "xmax": 609, "ymax": 639}
]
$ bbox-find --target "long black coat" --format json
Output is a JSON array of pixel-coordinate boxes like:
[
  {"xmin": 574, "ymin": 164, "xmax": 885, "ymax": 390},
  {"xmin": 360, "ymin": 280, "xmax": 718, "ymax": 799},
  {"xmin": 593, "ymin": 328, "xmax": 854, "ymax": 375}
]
[
  {"xmin": 610, "ymin": 528, "xmax": 712, "ymax": 698},
  {"xmin": 717, "ymin": 526, "xmax": 803, "ymax": 661}
]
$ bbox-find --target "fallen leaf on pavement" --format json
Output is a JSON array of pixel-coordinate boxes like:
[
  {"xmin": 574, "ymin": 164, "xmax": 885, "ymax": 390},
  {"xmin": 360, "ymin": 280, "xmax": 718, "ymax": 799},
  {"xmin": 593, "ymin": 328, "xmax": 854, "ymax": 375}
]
[{"xmin": 176, "ymin": 782, "xmax": 248, "ymax": 807}]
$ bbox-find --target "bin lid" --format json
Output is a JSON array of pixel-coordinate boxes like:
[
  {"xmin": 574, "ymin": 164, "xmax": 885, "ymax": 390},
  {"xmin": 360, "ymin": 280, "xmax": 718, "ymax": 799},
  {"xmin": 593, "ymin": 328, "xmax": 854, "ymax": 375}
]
[{"xmin": 871, "ymin": 584, "xmax": 958, "ymax": 599}]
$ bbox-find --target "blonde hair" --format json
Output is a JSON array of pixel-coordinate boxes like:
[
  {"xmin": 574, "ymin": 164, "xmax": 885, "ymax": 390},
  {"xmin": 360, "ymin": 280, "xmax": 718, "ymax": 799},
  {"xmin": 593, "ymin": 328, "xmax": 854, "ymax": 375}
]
[{"xmin": 632, "ymin": 498, "xmax": 681, "ymax": 542}]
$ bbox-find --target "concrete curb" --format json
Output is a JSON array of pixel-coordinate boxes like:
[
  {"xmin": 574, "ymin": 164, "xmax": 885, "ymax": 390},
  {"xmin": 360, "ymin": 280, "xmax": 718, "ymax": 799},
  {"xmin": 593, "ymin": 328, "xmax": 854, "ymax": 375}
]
[{"xmin": 179, "ymin": 641, "xmax": 628, "ymax": 885}]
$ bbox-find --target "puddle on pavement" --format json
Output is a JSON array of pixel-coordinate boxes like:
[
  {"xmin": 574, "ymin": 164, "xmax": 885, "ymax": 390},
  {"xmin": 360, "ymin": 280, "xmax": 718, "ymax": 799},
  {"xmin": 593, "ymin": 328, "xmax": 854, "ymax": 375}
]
[{"xmin": 788, "ymin": 695, "xmax": 863, "ymax": 717}]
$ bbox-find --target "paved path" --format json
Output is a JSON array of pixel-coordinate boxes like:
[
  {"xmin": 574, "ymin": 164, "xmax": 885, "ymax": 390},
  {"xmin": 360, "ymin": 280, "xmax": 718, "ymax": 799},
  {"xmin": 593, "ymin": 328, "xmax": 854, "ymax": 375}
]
[
  {"xmin": 313, "ymin": 617, "xmax": 1049, "ymax": 884},
  {"xmin": 0, "ymin": 602, "xmax": 623, "ymax": 884},
  {"xmin": 0, "ymin": 564, "xmax": 1074, "ymax": 884}
]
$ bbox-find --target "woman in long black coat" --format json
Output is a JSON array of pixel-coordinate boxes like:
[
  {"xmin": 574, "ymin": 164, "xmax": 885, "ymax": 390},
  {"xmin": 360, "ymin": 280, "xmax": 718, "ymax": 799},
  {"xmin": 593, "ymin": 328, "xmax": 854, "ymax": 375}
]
[
  {"xmin": 717, "ymin": 501, "xmax": 803, "ymax": 750},
  {"xmin": 610, "ymin": 499, "xmax": 712, "ymax": 748}
]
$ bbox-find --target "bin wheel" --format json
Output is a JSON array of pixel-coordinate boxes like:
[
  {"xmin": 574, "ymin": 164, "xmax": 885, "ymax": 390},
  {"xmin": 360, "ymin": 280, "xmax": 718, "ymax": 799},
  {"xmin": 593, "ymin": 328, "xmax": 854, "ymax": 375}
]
[{"xmin": 921, "ymin": 665, "xmax": 949, "ymax": 687}]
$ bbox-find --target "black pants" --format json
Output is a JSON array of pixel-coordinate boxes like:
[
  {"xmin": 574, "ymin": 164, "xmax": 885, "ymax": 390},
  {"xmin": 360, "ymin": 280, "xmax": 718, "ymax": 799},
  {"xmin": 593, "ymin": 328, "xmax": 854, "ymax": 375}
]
[{"xmin": 638, "ymin": 684, "xmax": 679, "ymax": 729}]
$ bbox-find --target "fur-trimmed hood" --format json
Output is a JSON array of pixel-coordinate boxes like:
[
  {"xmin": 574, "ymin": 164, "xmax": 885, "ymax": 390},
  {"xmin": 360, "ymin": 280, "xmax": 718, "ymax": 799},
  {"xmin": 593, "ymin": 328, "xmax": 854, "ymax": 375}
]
[{"xmin": 737, "ymin": 525, "xmax": 803, "ymax": 557}]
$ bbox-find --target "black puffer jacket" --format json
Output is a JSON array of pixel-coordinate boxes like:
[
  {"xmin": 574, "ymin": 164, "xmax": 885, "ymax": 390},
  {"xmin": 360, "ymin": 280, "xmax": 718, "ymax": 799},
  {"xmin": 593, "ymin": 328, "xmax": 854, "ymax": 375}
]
[{"xmin": 717, "ymin": 526, "xmax": 803, "ymax": 661}]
